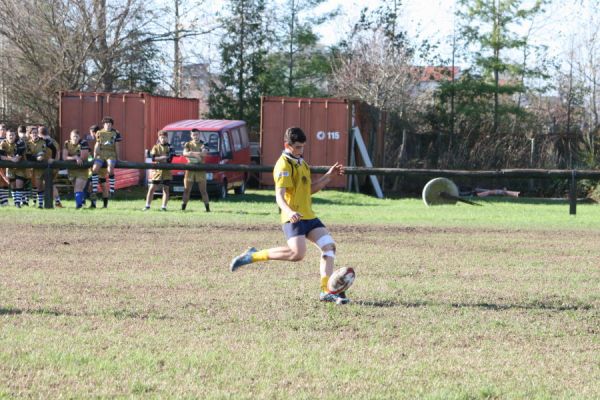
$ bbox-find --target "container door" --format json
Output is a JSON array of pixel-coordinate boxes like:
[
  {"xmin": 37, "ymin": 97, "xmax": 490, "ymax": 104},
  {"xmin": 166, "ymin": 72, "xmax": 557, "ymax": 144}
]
[{"xmin": 259, "ymin": 97, "xmax": 349, "ymax": 188}]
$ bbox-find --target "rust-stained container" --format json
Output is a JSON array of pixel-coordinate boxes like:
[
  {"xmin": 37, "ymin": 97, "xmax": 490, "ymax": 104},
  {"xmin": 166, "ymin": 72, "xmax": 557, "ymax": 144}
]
[
  {"xmin": 59, "ymin": 91, "xmax": 199, "ymax": 186},
  {"xmin": 260, "ymin": 96, "xmax": 351, "ymax": 188}
]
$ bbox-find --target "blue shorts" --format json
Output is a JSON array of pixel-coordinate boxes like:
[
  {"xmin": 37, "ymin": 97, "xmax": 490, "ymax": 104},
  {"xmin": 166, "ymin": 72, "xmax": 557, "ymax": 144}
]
[
  {"xmin": 93, "ymin": 159, "xmax": 116, "ymax": 168},
  {"xmin": 282, "ymin": 218, "xmax": 326, "ymax": 240}
]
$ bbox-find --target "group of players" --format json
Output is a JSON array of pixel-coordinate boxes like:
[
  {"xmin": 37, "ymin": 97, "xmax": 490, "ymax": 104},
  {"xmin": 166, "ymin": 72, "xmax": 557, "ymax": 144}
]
[
  {"xmin": 0, "ymin": 116, "xmax": 211, "ymax": 212},
  {"xmin": 0, "ymin": 116, "xmax": 121, "ymax": 209}
]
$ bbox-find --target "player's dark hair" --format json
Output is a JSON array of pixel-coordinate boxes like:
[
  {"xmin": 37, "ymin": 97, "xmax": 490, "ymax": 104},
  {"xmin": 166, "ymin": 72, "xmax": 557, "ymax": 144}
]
[
  {"xmin": 17, "ymin": 125, "xmax": 26, "ymax": 133},
  {"xmin": 284, "ymin": 127, "xmax": 306, "ymax": 145},
  {"xmin": 90, "ymin": 124, "xmax": 99, "ymax": 132},
  {"xmin": 158, "ymin": 130, "xmax": 167, "ymax": 137},
  {"xmin": 71, "ymin": 129, "xmax": 80, "ymax": 136},
  {"xmin": 102, "ymin": 116, "xmax": 114, "ymax": 124},
  {"xmin": 39, "ymin": 126, "xmax": 48, "ymax": 136},
  {"xmin": 191, "ymin": 128, "xmax": 199, "ymax": 133}
]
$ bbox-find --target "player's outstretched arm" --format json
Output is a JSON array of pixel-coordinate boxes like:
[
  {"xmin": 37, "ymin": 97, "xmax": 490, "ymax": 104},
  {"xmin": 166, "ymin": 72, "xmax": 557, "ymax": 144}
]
[{"xmin": 311, "ymin": 162, "xmax": 344, "ymax": 194}]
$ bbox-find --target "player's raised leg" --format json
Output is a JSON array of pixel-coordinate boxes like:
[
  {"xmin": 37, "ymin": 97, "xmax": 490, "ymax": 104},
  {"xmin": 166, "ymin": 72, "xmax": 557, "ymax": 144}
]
[{"xmin": 230, "ymin": 235, "xmax": 307, "ymax": 272}]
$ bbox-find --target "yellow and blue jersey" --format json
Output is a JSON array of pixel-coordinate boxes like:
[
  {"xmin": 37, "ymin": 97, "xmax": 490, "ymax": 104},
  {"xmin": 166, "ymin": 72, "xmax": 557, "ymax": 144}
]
[
  {"xmin": 273, "ymin": 152, "xmax": 315, "ymax": 224},
  {"xmin": 64, "ymin": 139, "xmax": 90, "ymax": 157},
  {"xmin": 95, "ymin": 128, "xmax": 122, "ymax": 158}
]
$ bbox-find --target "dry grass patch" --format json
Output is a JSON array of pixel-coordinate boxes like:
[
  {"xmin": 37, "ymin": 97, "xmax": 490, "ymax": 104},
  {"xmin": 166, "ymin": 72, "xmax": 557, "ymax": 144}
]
[{"xmin": 1, "ymin": 219, "xmax": 599, "ymax": 399}]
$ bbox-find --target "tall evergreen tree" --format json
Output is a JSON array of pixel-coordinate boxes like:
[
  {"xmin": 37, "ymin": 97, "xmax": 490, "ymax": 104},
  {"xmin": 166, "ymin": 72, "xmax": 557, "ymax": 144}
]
[
  {"xmin": 266, "ymin": 0, "xmax": 337, "ymax": 97},
  {"xmin": 455, "ymin": 0, "xmax": 546, "ymax": 134},
  {"xmin": 208, "ymin": 0, "xmax": 267, "ymax": 132}
]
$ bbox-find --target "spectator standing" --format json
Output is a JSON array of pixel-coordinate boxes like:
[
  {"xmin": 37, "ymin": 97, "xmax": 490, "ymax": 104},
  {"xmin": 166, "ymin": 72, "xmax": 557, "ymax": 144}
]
[
  {"xmin": 181, "ymin": 128, "xmax": 210, "ymax": 212},
  {"xmin": 143, "ymin": 131, "xmax": 174, "ymax": 211}
]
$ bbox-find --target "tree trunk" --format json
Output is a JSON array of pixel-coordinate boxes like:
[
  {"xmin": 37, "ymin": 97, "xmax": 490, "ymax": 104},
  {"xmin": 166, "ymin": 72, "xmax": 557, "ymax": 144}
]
[
  {"xmin": 392, "ymin": 128, "xmax": 408, "ymax": 191},
  {"xmin": 173, "ymin": 0, "xmax": 182, "ymax": 97},
  {"xmin": 94, "ymin": 0, "xmax": 113, "ymax": 91},
  {"xmin": 237, "ymin": 0, "xmax": 246, "ymax": 120},
  {"xmin": 287, "ymin": 0, "xmax": 295, "ymax": 96},
  {"xmin": 493, "ymin": 0, "xmax": 499, "ymax": 135}
]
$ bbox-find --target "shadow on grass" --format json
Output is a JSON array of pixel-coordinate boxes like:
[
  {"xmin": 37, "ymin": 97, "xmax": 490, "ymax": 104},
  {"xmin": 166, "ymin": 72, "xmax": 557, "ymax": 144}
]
[
  {"xmin": 0, "ymin": 307, "xmax": 174, "ymax": 320},
  {"xmin": 451, "ymin": 301, "xmax": 593, "ymax": 311},
  {"xmin": 111, "ymin": 186, "xmax": 388, "ymax": 206},
  {"xmin": 0, "ymin": 307, "xmax": 64, "ymax": 316},
  {"xmin": 354, "ymin": 299, "xmax": 593, "ymax": 311},
  {"xmin": 225, "ymin": 191, "xmax": 371, "ymax": 206},
  {"xmin": 212, "ymin": 192, "xmax": 596, "ymax": 207},
  {"xmin": 354, "ymin": 300, "xmax": 430, "ymax": 308}
]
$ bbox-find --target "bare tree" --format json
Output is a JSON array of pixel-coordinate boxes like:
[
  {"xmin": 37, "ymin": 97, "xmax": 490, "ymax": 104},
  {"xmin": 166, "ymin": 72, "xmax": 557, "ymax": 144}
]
[
  {"xmin": 150, "ymin": 0, "xmax": 219, "ymax": 97},
  {"xmin": 0, "ymin": 0, "xmax": 164, "ymax": 129},
  {"xmin": 332, "ymin": 28, "xmax": 418, "ymax": 174},
  {"xmin": 576, "ymin": 2, "xmax": 600, "ymax": 134},
  {"xmin": 82, "ymin": 0, "xmax": 156, "ymax": 91},
  {"xmin": 332, "ymin": 29, "xmax": 415, "ymax": 114},
  {"xmin": 0, "ymin": 0, "xmax": 96, "ymax": 128}
]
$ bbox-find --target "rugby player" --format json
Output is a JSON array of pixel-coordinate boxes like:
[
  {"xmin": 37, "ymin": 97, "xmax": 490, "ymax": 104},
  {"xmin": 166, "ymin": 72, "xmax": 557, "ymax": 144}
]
[
  {"xmin": 27, "ymin": 126, "xmax": 58, "ymax": 208},
  {"xmin": 0, "ymin": 129, "xmax": 27, "ymax": 207},
  {"xmin": 229, "ymin": 127, "xmax": 350, "ymax": 304},
  {"xmin": 62, "ymin": 129, "xmax": 89, "ymax": 209},
  {"xmin": 143, "ymin": 130, "xmax": 174, "ymax": 211},
  {"xmin": 91, "ymin": 116, "xmax": 121, "ymax": 195},
  {"xmin": 38, "ymin": 126, "xmax": 62, "ymax": 207},
  {"xmin": 181, "ymin": 128, "xmax": 210, "ymax": 212}
]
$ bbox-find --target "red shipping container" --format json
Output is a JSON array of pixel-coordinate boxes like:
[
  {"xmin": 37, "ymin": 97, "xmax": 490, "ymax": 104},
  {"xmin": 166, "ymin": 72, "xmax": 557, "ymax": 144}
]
[
  {"xmin": 260, "ymin": 96, "xmax": 351, "ymax": 188},
  {"xmin": 59, "ymin": 92, "xmax": 199, "ymax": 187}
]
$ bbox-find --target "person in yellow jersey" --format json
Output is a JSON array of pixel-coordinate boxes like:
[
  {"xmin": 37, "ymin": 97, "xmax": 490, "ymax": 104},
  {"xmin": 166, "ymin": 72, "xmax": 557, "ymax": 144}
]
[
  {"xmin": 38, "ymin": 126, "xmax": 63, "ymax": 207},
  {"xmin": 27, "ymin": 126, "xmax": 58, "ymax": 208},
  {"xmin": 143, "ymin": 130, "xmax": 174, "ymax": 211},
  {"xmin": 0, "ymin": 129, "xmax": 27, "ymax": 207},
  {"xmin": 62, "ymin": 129, "xmax": 89, "ymax": 209},
  {"xmin": 91, "ymin": 116, "xmax": 122, "ymax": 195},
  {"xmin": 18, "ymin": 126, "xmax": 33, "ymax": 206},
  {"xmin": 229, "ymin": 127, "xmax": 349, "ymax": 304},
  {"xmin": 181, "ymin": 128, "xmax": 210, "ymax": 212}
]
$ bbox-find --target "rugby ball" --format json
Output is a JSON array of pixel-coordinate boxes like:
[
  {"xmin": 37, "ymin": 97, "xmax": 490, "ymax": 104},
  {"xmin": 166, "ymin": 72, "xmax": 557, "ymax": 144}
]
[{"xmin": 327, "ymin": 267, "xmax": 356, "ymax": 294}]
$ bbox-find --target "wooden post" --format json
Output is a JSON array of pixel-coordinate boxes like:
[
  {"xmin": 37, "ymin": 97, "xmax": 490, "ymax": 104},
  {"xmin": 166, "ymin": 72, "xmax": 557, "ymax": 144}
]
[
  {"xmin": 569, "ymin": 170, "xmax": 576, "ymax": 215},
  {"xmin": 44, "ymin": 166, "xmax": 53, "ymax": 209}
]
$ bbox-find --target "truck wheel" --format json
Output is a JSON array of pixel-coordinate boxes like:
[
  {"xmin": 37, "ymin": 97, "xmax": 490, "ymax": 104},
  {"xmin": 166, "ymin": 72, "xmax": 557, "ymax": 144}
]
[{"xmin": 234, "ymin": 180, "xmax": 246, "ymax": 195}]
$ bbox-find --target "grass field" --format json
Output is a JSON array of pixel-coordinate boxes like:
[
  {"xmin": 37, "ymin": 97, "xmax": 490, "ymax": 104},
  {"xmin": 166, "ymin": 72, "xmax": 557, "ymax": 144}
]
[{"xmin": 1, "ymin": 189, "xmax": 599, "ymax": 399}]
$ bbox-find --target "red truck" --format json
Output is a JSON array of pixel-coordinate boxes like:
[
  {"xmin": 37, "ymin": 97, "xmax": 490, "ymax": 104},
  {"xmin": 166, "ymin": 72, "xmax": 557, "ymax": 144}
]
[{"xmin": 156, "ymin": 119, "xmax": 251, "ymax": 198}]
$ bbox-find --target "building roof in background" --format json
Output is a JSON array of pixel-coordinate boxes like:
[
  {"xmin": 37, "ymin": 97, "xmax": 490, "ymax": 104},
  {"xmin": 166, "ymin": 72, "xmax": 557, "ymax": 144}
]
[
  {"xmin": 162, "ymin": 119, "xmax": 245, "ymax": 131},
  {"xmin": 417, "ymin": 66, "xmax": 461, "ymax": 82}
]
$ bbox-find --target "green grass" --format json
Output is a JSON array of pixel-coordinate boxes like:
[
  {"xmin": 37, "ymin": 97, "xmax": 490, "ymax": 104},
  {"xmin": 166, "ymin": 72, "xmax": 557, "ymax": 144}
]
[
  {"xmin": 0, "ymin": 188, "xmax": 599, "ymax": 398},
  {"xmin": 8, "ymin": 187, "xmax": 600, "ymax": 229}
]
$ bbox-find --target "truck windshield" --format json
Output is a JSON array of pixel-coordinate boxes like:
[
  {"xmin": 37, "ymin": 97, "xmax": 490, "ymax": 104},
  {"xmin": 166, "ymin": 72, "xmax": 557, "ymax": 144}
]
[{"xmin": 165, "ymin": 130, "xmax": 220, "ymax": 155}]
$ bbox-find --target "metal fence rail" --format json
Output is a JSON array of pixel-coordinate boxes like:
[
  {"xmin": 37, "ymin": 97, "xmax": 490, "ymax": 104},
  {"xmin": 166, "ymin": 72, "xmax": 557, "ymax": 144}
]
[{"xmin": 0, "ymin": 160, "xmax": 592, "ymax": 213}]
